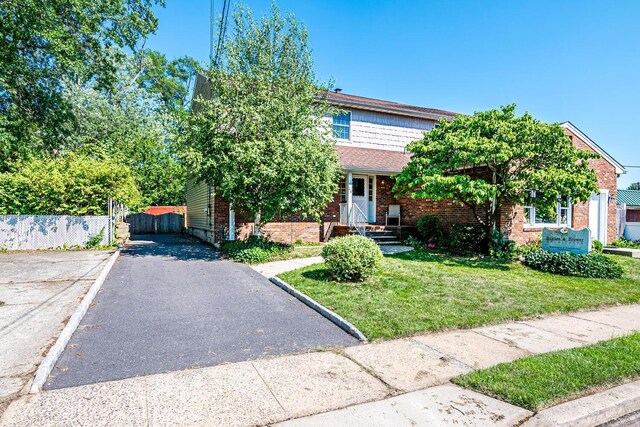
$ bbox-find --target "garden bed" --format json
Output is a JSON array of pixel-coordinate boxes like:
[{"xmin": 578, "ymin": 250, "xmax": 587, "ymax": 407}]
[
  {"xmin": 278, "ymin": 249, "xmax": 640, "ymax": 340},
  {"xmin": 452, "ymin": 333, "xmax": 640, "ymax": 411}
]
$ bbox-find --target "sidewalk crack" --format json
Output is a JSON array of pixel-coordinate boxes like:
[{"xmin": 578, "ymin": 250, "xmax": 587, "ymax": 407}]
[{"xmin": 251, "ymin": 362, "xmax": 286, "ymax": 413}]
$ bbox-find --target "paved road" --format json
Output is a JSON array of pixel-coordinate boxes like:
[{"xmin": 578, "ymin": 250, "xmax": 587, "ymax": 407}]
[
  {"xmin": 0, "ymin": 250, "xmax": 111, "ymax": 401},
  {"xmin": 45, "ymin": 234, "xmax": 357, "ymax": 390}
]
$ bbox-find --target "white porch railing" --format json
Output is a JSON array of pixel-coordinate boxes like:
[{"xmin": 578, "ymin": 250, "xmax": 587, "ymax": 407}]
[{"xmin": 339, "ymin": 202, "xmax": 368, "ymax": 236}]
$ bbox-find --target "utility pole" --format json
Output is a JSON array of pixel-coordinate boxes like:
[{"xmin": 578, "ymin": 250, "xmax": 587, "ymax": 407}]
[{"xmin": 209, "ymin": 0, "xmax": 215, "ymax": 63}]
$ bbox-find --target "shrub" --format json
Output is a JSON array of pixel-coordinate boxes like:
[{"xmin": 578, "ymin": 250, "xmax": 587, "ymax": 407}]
[
  {"xmin": 524, "ymin": 250, "xmax": 623, "ymax": 279},
  {"xmin": 86, "ymin": 228, "xmax": 105, "ymax": 249},
  {"xmin": 489, "ymin": 229, "xmax": 517, "ymax": 259},
  {"xmin": 417, "ymin": 215, "xmax": 444, "ymax": 245},
  {"xmin": 611, "ymin": 237, "xmax": 640, "ymax": 249},
  {"xmin": 220, "ymin": 235, "xmax": 290, "ymax": 264},
  {"xmin": 446, "ymin": 224, "xmax": 486, "ymax": 254},
  {"xmin": 322, "ymin": 235, "xmax": 383, "ymax": 282},
  {"xmin": 404, "ymin": 235, "xmax": 424, "ymax": 249},
  {"xmin": 591, "ymin": 240, "xmax": 604, "ymax": 253}
]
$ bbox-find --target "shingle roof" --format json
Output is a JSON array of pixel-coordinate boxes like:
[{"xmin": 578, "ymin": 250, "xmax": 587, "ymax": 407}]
[
  {"xmin": 325, "ymin": 91, "xmax": 457, "ymax": 121},
  {"xmin": 618, "ymin": 190, "xmax": 640, "ymax": 206},
  {"xmin": 335, "ymin": 145, "xmax": 410, "ymax": 173}
]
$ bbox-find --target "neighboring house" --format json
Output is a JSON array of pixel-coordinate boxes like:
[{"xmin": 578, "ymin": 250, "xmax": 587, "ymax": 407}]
[
  {"xmin": 144, "ymin": 206, "xmax": 186, "ymax": 216},
  {"xmin": 617, "ymin": 189, "xmax": 640, "ymax": 241},
  {"xmin": 186, "ymin": 84, "xmax": 625, "ymax": 245}
]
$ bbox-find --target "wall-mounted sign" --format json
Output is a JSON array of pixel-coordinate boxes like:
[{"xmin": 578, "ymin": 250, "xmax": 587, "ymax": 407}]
[{"xmin": 542, "ymin": 227, "xmax": 591, "ymax": 255}]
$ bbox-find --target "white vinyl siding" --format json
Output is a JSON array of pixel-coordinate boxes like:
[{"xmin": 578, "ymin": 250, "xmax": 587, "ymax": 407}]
[
  {"xmin": 327, "ymin": 109, "xmax": 437, "ymax": 152},
  {"xmin": 185, "ymin": 178, "xmax": 214, "ymax": 231}
]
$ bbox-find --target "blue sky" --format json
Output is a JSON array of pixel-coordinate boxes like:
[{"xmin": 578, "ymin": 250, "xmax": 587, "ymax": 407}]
[{"xmin": 147, "ymin": 0, "xmax": 640, "ymax": 188}]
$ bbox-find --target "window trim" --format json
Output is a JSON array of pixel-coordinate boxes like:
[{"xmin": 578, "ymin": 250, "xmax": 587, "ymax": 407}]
[
  {"xmin": 523, "ymin": 194, "xmax": 572, "ymax": 228},
  {"xmin": 332, "ymin": 111, "xmax": 351, "ymax": 141}
]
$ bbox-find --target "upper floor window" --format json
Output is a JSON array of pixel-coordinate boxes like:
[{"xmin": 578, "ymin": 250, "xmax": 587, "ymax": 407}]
[
  {"xmin": 333, "ymin": 112, "xmax": 351, "ymax": 140},
  {"xmin": 523, "ymin": 191, "xmax": 572, "ymax": 227}
]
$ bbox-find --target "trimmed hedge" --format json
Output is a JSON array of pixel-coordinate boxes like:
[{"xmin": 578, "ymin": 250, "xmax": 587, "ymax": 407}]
[
  {"xmin": 524, "ymin": 250, "xmax": 623, "ymax": 279},
  {"xmin": 417, "ymin": 215, "xmax": 444, "ymax": 245},
  {"xmin": 447, "ymin": 224, "xmax": 486, "ymax": 254},
  {"xmin": 220, "ymin": 235, "xmax": 290, "ymax": 264},
  {"xmin": 322, "ymin": 235, "xmax": 383, "ymax": 282}
]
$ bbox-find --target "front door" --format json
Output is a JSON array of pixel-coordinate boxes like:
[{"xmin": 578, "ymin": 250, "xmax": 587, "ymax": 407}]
[
  {"xmin": 589, "ymin": 191, "xmax": 608, "ymax": 243},
  {"xmin": 351, "ymin": 175, "xmax": 368, "ymax": 221}
]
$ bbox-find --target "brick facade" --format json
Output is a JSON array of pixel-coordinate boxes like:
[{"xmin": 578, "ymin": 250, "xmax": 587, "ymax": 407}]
[{"xmin": 207, "ymin": 129, "xmax": 618, "ymax": 245}]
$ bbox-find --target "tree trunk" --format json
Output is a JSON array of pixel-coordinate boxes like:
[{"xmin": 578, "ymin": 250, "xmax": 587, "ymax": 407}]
[{"xmin": 253, "ymin": 211, "xmax": 261, "ymax": 236}]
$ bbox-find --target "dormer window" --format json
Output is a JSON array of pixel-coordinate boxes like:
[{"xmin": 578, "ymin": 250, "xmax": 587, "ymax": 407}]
[{"xmin": 333, "ymin": 112, "xmax": 351, "ymax": 140}]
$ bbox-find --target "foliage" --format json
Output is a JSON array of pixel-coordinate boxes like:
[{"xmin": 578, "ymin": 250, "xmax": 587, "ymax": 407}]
[
  {"xmin": 322, "ymin": 235, "xmax": 383, "ymax": 282},
  {"xmin": 628, "ymin": 182, "xmax": 640, "ymax": 191},
  {"xmin": 0, "ymin": 154, "xmax": 141, "ymax": 215},
  {"xmin": 446, "ymin": 224, "xmax": 486, "ymax": 254},
  {"xmin": 591, "ymin": 240, "xmax": 604, "ymax": 253},
  {"xmin": 404, "ymin": 235, "xmax": 425, "ymax": 249},
  {"xmin": 515, "ymin": 236, "xmax": 542, "ymax": 258},
  {"xmin": 0, "ymin": 0, "xmax": 163, "ymax": 169},
  {"xmin": 489, "ymin": 229, "xmax": 517, "ymax": 259},
  {"xmin": 416, "ymin": 215, "xmax": 444, "ymax": 245},
  {"xmin": 220, "ymin": 235, "xmax": 290, "ymax": 264},
  {"xmin": 62, "ymin": 67, "xmax": 187, "ymax": 206},
  {"xmin": 395, "ymin": 105, "xmax": 600, "ymax": 252},
  {"xmin": 611, "ymin": 237, "xmax": 640, "ymax": 249},
  {"xmin": 524, "ymin": 250, "xmax": 623, "ymax": 279},
  {"xmin": 453, "ymin": 333, "xmax": 640, "ymax": 411},
  {"xmin": 182, "ymin": 4, "xmax": 341, "ymax": 229},
  {"xmin": 279, "ymin": 250, "xmax": 640, "ymax": 339},
  {"xmin": 86, "ymin": 228, "xmax": 106, "ymax": 249}
]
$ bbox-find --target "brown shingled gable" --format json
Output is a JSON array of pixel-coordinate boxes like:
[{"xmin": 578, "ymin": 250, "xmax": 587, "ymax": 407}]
[{"xmin": 335, "ymin": 145, "xmax": 410, "ymax": 173}]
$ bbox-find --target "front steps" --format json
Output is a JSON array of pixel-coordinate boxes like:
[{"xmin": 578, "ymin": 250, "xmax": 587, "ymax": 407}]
[{"xmin": 343, "ymin": 226, "xmax": 403, "ymax": 246}]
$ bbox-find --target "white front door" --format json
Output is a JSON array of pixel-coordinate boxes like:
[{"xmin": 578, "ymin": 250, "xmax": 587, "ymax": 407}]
[
  {"xmin": 351, "ymin": 175, "xmax": 369, "ymax": 221},
  {"xmin": 589, "ymin": 191, "xmax": 609, "ymax": 243}
]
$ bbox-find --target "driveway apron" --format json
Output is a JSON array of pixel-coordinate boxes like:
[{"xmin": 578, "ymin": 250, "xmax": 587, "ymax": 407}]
[{"xmin": 45, "ymin": 234, "xmax": 357, "ymax": 390}]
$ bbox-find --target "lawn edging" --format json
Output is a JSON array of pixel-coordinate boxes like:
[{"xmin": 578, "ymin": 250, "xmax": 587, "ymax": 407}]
[
  {"xmin": 523, "ymin": 379, "xmax": 640, "ymax": 427},
  {"xmin": 270, "ymin": 276, "xmax": 367, "ymax": 342},
  {"xmin": 29, "ymin": 250, "xmax": 120, "ymax": 393}
]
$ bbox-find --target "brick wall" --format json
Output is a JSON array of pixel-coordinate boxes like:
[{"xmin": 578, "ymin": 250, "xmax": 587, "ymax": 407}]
[{"xmin": 505, "ymin": 127, "xmax": 618, "ymax": 245}]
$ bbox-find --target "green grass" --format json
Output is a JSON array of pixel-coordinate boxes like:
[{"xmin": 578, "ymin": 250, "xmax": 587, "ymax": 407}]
[
  {"xmin": 264, "ymin": 245, "xmax": 323, "ymax": 262},
  {"xmin": 278, "ymin": 249, "xmax": 640, "ymax": 340},
  {"xmin": 452, "ymin": 333, "xmax": 640, "ymax": 411}
]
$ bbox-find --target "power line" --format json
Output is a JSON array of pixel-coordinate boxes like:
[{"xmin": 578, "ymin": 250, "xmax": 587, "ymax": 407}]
[{"xmin": 213, "ymin": 0, "xmax": 231, "ymax": 68}]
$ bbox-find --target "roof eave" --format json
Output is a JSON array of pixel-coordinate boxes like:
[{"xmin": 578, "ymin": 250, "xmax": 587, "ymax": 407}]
[
  {"xmin": 327, "ymin": 99, "xmax": 455, "ymax": 121},
  {"xmin": 561, "ymin": 121, "xmax": 625, "ymax": 174}
]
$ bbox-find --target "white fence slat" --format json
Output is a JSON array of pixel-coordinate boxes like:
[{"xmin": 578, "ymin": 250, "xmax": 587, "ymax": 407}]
[{"xmin": 0, "ymin": 215, "xmax": 111, "ymax": 250}]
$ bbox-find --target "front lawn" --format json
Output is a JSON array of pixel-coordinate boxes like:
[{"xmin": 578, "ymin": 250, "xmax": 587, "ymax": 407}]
[
  {"xmin": 452, "ymin": 333, "xmax": 640, "ymax": 411},
  {"xmin": 265, "ymin": 245, "xmax": 323, "ymax": 262},
  {"xmin": 278, "ymin": 249, "xmax": 640, "ymax": 340}
]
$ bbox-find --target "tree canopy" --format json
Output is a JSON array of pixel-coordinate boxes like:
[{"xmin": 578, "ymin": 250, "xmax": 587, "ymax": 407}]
[
  {"xmin": 628, "ymin": 182, "xmax": 640, "ymax": 191},
  {"xmin": 182, "ymin": 4, "xmax": 341, "ymax": 229},
  {"xmin": 395, "ymin": 105, "xmax": 600, "ymax": 244},
  {"xmin": 0, "ymin": 0, "xmax": 164, "ymax": 166}
]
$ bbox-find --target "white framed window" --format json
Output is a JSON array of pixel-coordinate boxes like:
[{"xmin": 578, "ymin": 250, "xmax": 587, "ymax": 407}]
[
  {"xmin": 333, "ymin": 111, "xmax": 351, "ymax": 140},
  {"xmin": 523, "ymin": 192, "xmax": 572, "ymax": 228}
]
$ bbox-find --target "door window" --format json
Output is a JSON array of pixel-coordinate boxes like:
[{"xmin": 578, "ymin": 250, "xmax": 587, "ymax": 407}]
[{"xmin": 352, "ymin": 178, "xmax": 365, "ymax": 197}]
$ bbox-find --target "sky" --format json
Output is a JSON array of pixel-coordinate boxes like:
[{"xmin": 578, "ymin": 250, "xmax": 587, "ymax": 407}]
[{"xmin": 146, "ymin": 0, "xmax": 640, "ymax": 188}]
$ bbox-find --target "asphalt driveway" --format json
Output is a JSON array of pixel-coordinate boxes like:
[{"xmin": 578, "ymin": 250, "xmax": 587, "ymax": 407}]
[{"xmin": 45, "ymin": 234, "xmax": 357, "ymax": 390}]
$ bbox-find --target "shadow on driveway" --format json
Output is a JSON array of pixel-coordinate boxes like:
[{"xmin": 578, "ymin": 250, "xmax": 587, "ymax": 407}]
[{"xmin": 45, "ymin": 234, "xmax": 357, "ymax": 390}]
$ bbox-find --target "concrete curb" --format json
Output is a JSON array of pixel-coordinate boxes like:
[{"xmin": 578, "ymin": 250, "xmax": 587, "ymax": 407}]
[
  {"xmin": 29, "ymin": 250, "xmax": 120, "ymax": 393},
  {"xmin": 270, "ymin": 276, "xmax": 367, "ymax": 342},
  {"xmin": 522, "ymin": 380, "xmax": 640, "ymax": 427}
]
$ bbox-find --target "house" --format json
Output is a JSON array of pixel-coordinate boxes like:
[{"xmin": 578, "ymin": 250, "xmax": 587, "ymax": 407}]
[
  {"xmin": 186, "ymin": 85, "xmax": 625, "ymax": 246},
  {"xmin": 617, "ymin": 189, "xmax": 640, "ymax": 241}
]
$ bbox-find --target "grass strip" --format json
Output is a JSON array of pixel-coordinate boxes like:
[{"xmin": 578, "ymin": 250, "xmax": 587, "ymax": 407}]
[{"xmin": 452, "ymin": 333, "xmax": 640, "ymax": 411}]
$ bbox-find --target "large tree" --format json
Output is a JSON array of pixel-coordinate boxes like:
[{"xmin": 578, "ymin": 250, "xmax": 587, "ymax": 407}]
[
  {"xmin": 395, "ymin": 105, "xmax": 600, "ymax": 248},
  {"xmin": 182, "ymin": 4, "xmax": 341, "ymax": 233},
  {"xmin": 0, "ymin": 0, "xmax": 163, "ymax": 169}
]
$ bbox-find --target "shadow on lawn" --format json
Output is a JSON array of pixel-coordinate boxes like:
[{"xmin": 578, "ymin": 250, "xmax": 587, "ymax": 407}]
[{"xmin": 389, "ymin": 249, "xmax": 512, "ymax": 271}]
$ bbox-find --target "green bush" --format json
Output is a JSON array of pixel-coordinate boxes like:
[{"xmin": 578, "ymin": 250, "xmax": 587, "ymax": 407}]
[
  {"xmin": 86, "ymin": 228, "xmax": 105, "ymax": 249},
  {"xmin": 322, "ymin": 235, "xmax": 383, "ymax": 282},
  {"xmin": 591, "ymin": 240, "xmax": 604, "ymax": 253},
  {"xmin": 489, "ymin": 229, "xmax": 517, "ymax": 259},
  {"xmin": 446, "ymin": 224, "xmax": 486, "ymax": 254},
  {"xmin": 220, "ymin": 235, "xmax": 290, "ymax": 264},
  {"xmin": 611, "ymin": 237, "xmax": 640, "ymax": 249},
  {"xmin": 524, "ymin": 250, "xmax": 623, "ymax": 279},
  {"xmin": 417, "ymin": 215, "xmax": 444, "ymax": 245}
]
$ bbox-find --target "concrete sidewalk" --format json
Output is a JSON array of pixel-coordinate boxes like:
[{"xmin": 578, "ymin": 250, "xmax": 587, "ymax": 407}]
[{"xmin": 3, "ymin": 303, "xmax": 640, "ymax": 426}]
